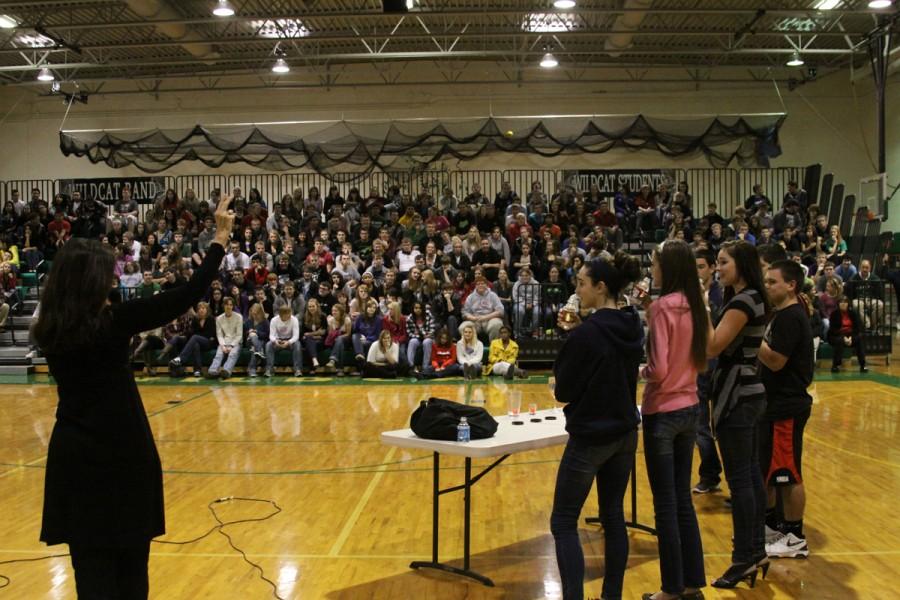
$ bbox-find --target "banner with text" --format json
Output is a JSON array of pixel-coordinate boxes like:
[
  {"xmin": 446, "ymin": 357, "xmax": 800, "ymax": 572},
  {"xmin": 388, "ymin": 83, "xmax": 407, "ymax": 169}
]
[
  {"xmin": 58, "ymin": 177, "xmax": 167, "ymax": 204},
  {"xmin": 561, "ymin": 169, "xmax": 677, "ymax": 197}
]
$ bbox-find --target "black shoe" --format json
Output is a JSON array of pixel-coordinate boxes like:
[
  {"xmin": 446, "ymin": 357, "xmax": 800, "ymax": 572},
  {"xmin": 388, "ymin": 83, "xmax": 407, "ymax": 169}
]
[
  {"xmin": 504, "ymin": 365, "xmax": 515, "ymax": 380},
  {"xmin": 860, "ymin": 365, "xmax": 869, "ymax": 373},
  {"xmin": 831, "ymin": 365, "xmax": 840, "ymax": 373},
  {"xmin": 753, "ymin": 553, "xmax": 770, "ymax": 580},
  {"xmin": 711, "ymin": 562, "xmax": 759, "ymax": 589}
]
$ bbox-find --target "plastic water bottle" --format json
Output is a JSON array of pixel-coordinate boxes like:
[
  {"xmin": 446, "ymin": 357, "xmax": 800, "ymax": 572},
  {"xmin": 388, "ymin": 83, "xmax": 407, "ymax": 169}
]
[{"xmin": 457, "ymin": 416, "xmax": 471, "ymax": 443}]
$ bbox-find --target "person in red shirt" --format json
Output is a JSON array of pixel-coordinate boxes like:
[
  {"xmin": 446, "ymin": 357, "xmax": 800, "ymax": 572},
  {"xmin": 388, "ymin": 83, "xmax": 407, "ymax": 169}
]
[
  {"xmin": 304, "ymin": 239, "xmax": 334, "ymax": 278},
  {"xmin": 417, "ymin": 328, "xmax": 463, "ymax": 379},
  {"xmin": 48, "ymin": 211, "xmax": 71, "ymax": 246},
  {"xmin": 244, "ymin": 257, "xmax": 269, "ymax": 288},
  {"xmin": 826, "ymin": 295, "xmax": 867, "ymax": 373}
]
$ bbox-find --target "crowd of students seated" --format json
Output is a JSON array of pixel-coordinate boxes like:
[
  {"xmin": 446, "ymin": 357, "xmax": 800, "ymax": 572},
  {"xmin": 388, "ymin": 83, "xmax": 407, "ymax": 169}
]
[{"xmin": 3, "ymin": 176, "xmax": 898, "ymax": 376}]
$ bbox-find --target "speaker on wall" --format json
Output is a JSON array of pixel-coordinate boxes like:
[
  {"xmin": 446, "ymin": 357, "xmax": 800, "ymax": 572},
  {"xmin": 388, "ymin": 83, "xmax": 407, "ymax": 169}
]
[{"xmin": 382, "ymin": 0, "xmax": 408, "ymax": 13}]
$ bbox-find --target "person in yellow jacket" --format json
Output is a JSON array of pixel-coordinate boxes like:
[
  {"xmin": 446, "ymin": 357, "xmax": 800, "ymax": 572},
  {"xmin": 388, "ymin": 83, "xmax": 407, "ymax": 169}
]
[{"xmin": 483, "ymin": 325, "xmax": 527, "ymax": 378}]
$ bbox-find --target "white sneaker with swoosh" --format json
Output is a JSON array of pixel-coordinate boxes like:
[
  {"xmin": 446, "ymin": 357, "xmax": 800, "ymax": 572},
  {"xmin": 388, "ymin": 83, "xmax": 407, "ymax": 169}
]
[{"xmin": 766, "ymin": 532, "xmax": 809, "ymax": 558}]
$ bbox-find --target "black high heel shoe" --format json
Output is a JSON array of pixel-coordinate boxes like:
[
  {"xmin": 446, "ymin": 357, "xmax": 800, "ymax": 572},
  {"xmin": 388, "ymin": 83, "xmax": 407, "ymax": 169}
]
[
  {"xmin": 753, "ymin": 553, "xmax": 771, "ymax": 579},
  {"xmin": 711, "ymin": 562, "xmax": 759, "ymax": 589}
]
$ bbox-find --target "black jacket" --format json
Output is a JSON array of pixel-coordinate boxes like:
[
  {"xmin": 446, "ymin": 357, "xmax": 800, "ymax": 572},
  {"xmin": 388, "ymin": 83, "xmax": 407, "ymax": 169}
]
[
  {"xmin": 40, "ymin": 243, "xmax": 225, "ymax": 547},
  {"xmin": 553, "ymin": 307, "xmax": 644, "ymax": 445},
  {"xmin": 827, "ymin": 308, "xmax": 862, "ymax": 342}
]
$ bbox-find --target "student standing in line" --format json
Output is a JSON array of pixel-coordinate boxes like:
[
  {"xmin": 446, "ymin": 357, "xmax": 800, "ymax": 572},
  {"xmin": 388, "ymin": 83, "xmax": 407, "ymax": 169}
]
[
  {"xmin": 34, "ymin": 194, "xmax": 234, "ymax": 599},
  {"xmin": 705, "ymin": 241, "xmax": 770, "ymax": 589},
  {"xmin": 758, "ymin": 260, "xmax": 815, "ymax": 560},
  {"xmin": 692, "ymin": 248, "xmax": 724, "ymax": 494},
  {"xmin": 551, "ymin": 253, "xmax": 643, "ymax": 600},
  {"xmin": 640, "ymin": 240, "xmax": 708, "ymax": 600}
]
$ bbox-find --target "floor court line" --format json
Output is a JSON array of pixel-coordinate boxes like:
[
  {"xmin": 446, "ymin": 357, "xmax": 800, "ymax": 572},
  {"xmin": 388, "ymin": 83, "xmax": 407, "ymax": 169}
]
[
  {"xmin": 0, "ymin": 454, "xmax": 47, "ymax": 479},
  {"xmin": 327, "ymin": 446, "xmax": 397, "ymax": 557},
  {"xmin": 805, "ymin": 434, "xmax": 900, "ymax": 468}
]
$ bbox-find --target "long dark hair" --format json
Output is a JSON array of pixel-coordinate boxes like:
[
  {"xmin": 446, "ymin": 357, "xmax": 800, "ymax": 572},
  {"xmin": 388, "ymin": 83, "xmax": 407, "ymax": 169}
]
[
  {"xmin": 33, "ymin": 238, "xmax": 116, "ymax": 354},
  {"xmin": 654, "ymin": 240, "xmax": 708, "ymax": 370},
  {"xmin": 720, "ymin": 240, "xmax": 770, "ymax": 311}
]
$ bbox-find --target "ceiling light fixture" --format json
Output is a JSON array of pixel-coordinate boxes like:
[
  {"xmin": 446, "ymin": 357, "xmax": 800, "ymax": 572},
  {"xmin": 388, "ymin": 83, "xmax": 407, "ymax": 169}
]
[
  {"xmin": 786, "ymin": 52, "xmax": 804, "ymax": 67},
  {"xmin": 540, "ymin": 52, "xmax": 559, "ymax": 68},
  {"xmin": 868, "ymin": 0, "xmax": 892, "ymax": 8},
  {"xmin": 36, "ymin": 67, "xmax": 54, "ymax": 82},
  {"xmin": 553, "ymin": 0, "xmax": 577, "ymax": 8},
  {"xmin": 814, "ymin": 0, "xmax": 841, "ymax": 8},
  {"xmin": 272, "ymin": 57, "xmax": 290, "ymax": 74},
  {"xmin": 0, "ymin": 14, "xmax": 18, "ymax": 29},
  {"xmin": 212, "ymin": 0, "xmax": 235, "ymax": 17}
]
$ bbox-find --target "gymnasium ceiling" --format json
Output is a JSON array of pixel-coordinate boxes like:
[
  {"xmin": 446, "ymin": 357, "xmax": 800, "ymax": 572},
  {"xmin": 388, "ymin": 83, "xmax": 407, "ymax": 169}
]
[{"xmin": 0, "ymin": 0, "xmax": 896, "ymax": 97}]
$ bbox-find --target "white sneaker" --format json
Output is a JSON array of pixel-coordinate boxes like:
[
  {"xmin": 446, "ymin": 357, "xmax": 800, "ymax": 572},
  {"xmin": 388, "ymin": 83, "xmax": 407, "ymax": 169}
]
[
  {"xmin": 765, "ymin": 525, "xmax": 784, "ymax": 545},
  {"xmin": 766, "ymin": 532, "xmax": 809, "ymax": 558}
]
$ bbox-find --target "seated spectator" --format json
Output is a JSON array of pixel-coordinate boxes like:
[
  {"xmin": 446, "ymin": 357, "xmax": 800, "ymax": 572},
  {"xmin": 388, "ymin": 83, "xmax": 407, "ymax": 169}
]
[
  {"xmin": 207, "ymin": 297, "xmax": 244, "ymax": 379},
  {"xmin": 324, "ymin": 303, "xmax": 353, "ymax": 376},
  {"xmin": 170, "ymin": 301, "xmax": 216, "ymax": 377},
  {"xmin": 352, "ymin": 299, "xmax": 383, "ymax": 372},
  {"xmin": 301, "ymin": 298, "xmax": 328, "ymax": 373},
  {"xmin": 834, "ymin": 255, "xmax": 858, "ymax": 282},
  {"xmin": 417, "ymin": 328, "xmax": 462, "ymax": 379},
  {"xmin": 460, "ymin": 277, "xmax": 504, "ymax": 341},
  {"xmin": 823, "ymin": 225, "xmax": 847, "ymax": 262},
  {"xmin": 364, "ymin": 330, "xmax": 403, "ymax": 379},
  {"xmin": 543, "ymin": 265, "xmax": 570, "ymax": 329},
  {"xmin": 744, "ymin": 184, "xmax": 770, "ymax": 211},
  {"xmin": 266, "ymin": 304, "xmax": 302, "ymax": 377},
  {"xmin": 784, "ymin": 180, "xmax": 809, "ymax": 211},
  {"xmin": 244, "ymin": 303, "xmax": 269, "ymax": 378},
  {"xmin": 132, "ymin": 325, "xmax": 165, "ymax": 377},
  {"xmin": 457, "ymin": 323, "xmax": 485, "ymax": 380},
  {"xmin": 827, "ymin": 295, "xmax": 867, "ymax": 373},
  {"xmin": 815, "ymin": 260, "xmax": 837, "ymax": 293},
  {"xmin": 483, "ymin": 325, "xmax": 526, "ymax": 379},
  {"xmin": 817, "ymin": 276, "xmax": 842, "ymax": 331},
  {"xmin": 0, "ymin": 263, "xmax": 20, "ymax": 313},
  {"xmin": 405, "ymin": 301, "xmax": 435, "ymax": 373},
  {"xmin": 512, "ymin": 267, "xmax": 541, "ymax": 337},
  {"xmin": 382, "ymin": 301, "xmax": 409, "ymax": 371},
  {"xmin": 846, "ymin": 259, "xmax": 884, "ymax": 330}
]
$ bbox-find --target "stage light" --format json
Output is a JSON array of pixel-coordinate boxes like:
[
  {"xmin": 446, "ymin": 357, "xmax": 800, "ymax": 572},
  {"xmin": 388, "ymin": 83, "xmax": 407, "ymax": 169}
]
[
  {"xmin": 868, "ymin": 0, "xmax": 892, "ymax": 8},
  {"xmin": 272, "ymin": 57, "xmax": 290, "ymax": 74},
  {"xmin": 540, "ymin": 52, "xmax": 559, "ymax": 68},
  {"xmin": 37, "ymin": 67, "xmax": 54, "ymax": 82},
  {"xmin": 213, "ymin": 0, "xmax": 235, "ymax": 17},
  {"xmin": 0, "ymin": 15, "xmax": 18, "ymax": 29},
  {"xmin": 786, "ymin": 52, "xmax": 804, "ymax": 67},
  {"xmin": 553, "ymin": 0, "xmax": 576, "ymax": 8}
]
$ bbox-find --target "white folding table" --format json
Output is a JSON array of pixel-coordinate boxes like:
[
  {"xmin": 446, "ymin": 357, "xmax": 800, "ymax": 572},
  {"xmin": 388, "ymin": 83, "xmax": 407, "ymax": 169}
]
[{"xmin": 381, "ymin": 409, "xmax": 568, "ymax": 586}]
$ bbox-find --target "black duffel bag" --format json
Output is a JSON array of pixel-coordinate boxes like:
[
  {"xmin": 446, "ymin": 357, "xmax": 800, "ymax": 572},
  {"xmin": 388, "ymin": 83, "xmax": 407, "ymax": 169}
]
[{"xmin": 410, "ymin": 397, "xmax": 499, "ymax": 441}]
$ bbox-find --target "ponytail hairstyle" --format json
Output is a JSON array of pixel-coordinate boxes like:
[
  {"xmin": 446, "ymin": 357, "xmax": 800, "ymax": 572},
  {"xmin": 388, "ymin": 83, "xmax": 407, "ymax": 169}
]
[
  {"xmin": 653, "ymin": 240, "xmax": 708, "ymax": 370},
  {"xmin": 583, "ymin": 250, "xmax": 641, "ymax": 299}
]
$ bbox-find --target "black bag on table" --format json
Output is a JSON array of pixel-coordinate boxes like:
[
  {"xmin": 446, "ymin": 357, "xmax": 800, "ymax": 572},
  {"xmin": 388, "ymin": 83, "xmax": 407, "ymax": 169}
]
[{"xmin": 410, "ymin": 397, "xmax": 499, "ymax": 441}]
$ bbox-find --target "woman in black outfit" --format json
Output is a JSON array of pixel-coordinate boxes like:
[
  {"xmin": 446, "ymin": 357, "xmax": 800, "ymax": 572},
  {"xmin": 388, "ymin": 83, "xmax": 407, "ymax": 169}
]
[
  {"xmin": 34, "ymin": 195, "xmax": 234, "ymax": 599},
  {"xmin": 552, "ymin": 253, "xmax": 643, "ymax": 600},
  {"xmin": 827, "ymin": 295, "xmax": 867, "ymax": 373}
]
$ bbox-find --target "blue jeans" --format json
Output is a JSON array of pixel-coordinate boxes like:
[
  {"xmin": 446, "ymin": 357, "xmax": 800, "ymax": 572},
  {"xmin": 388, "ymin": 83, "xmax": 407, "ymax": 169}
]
[
  {"xmin": 247, "ymin": 336, "xmax": 265, "ymax": 373},
  {"xmin": 420, "ymin": 363, "xmax": 462, "ymax": 379},
  {"xmin": 717, "ymin": 399, "xmax": 766, "ymax": 563},
  {"xmin": 406, "ymin": 337, "xmax": 433, "ymax": 369},
  {"xmin": 642, "ymin": 405, "xmax": 706, "ymax": 593},
  {"xmin": 266, "ymin": 339, "xmax": 303, "ymax": 372},
  {"xmin": 696, "ymin": 374, "xmax": 722, "ymax": 485},
  {"xmin": 177, "ymin": 335, "xmax": 215, "ymax": 369},
  {"xmin": 550, "ymin": 431, "xmax": 637, "ymax": 600},
  {"xmin": 351, "ymin": 334, "xmax": 373, "ymax": 358},
  {"xmin": 209, "ymin": 345, "xmax": 240, "ymax": 375}
]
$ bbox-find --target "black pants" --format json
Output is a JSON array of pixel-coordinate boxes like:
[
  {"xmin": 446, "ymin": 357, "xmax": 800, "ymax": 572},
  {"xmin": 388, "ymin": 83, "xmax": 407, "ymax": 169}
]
[
  {"xmin": 69, "ymin": 541, "xmax": 150, "ymax": 600},
  {"xmin": 829, "ymin": 334, "xmax": 865, "ymax": 368}
]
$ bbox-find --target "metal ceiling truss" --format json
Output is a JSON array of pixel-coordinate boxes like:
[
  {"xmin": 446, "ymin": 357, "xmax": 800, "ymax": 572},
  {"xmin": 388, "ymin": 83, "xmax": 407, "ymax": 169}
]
[{"xmin": 0, "ymin": 0, "xmax": 894, "ymax": 95}]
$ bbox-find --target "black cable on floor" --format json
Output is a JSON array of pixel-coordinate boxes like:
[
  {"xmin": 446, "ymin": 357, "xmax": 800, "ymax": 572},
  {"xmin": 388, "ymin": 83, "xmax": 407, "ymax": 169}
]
[{"xmin": 0, "ymin": 497, "xmax": 285, "ymax": 599}]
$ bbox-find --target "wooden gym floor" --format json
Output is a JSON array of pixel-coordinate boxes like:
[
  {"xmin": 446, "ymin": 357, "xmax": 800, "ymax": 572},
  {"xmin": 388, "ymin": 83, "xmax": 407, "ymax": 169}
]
[{"xmin": 1, "ymin": 355, "xmax": 899, "ymax": 599}]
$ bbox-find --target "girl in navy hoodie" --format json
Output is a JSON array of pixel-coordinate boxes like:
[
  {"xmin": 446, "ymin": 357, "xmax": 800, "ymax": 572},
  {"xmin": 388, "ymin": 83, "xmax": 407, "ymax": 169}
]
[{"xmin": 552, "ymin": 253, "xmax": 643, "ymax": 600}]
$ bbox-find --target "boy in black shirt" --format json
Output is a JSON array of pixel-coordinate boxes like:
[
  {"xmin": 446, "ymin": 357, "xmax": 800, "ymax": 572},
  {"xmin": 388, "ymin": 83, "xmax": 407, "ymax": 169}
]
[{"xmin": 758, "ymin": 259, "xmax": 814, "ymax": 559}]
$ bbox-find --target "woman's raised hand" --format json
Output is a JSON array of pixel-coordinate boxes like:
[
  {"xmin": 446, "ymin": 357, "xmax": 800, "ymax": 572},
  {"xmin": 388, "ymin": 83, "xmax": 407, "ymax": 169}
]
[{"xmin": 213, "ymin": 193, "xmax": 235, "ymax": 246}]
